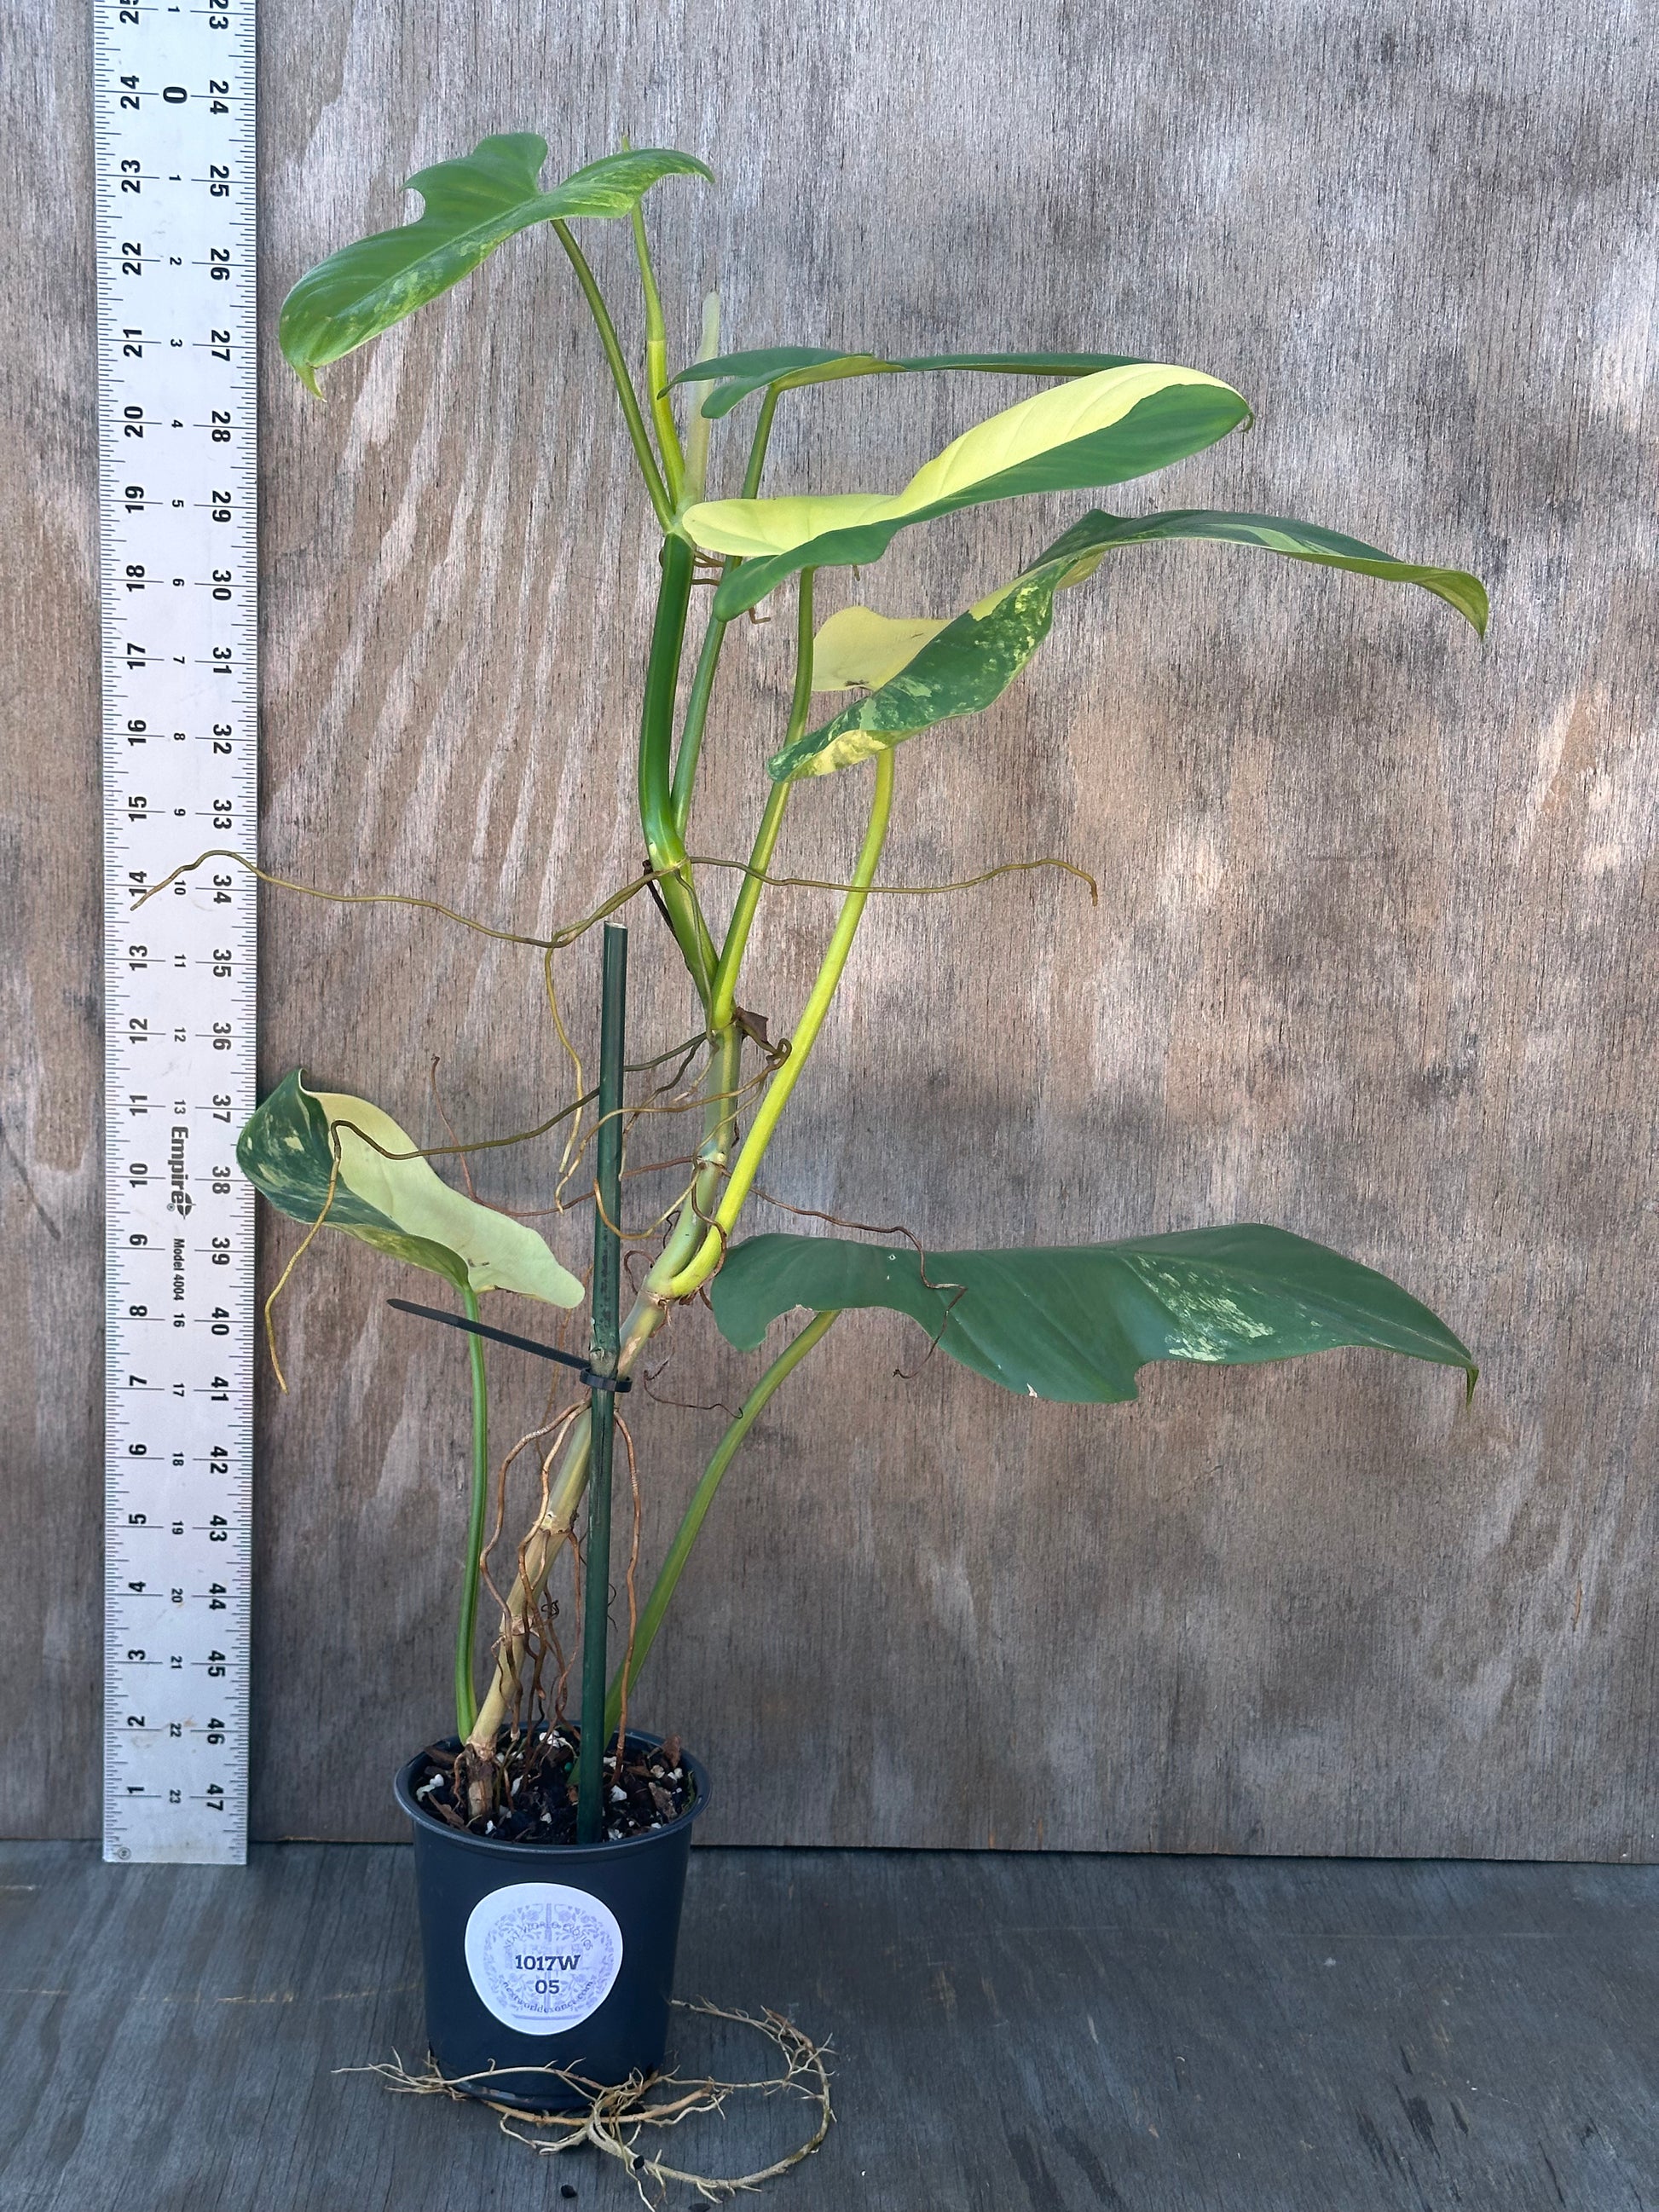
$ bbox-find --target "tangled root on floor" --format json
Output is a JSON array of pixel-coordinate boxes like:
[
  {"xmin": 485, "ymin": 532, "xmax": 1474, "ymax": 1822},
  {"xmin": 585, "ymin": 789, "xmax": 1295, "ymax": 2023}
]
[{"xmin": 343, "ymin": 1999, "xmax": 833, "ymax": 2205}]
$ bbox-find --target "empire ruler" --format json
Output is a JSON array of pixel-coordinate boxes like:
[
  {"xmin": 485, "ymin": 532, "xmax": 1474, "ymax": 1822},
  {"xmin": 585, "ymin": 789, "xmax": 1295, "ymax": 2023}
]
[{"xmin": 94, "ymin": 0, "xmax": 257, "ymax": 1863}]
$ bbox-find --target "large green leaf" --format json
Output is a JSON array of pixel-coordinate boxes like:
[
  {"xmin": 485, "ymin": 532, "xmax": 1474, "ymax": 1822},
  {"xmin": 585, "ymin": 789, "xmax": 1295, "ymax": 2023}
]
[
  {"xmin": 685, "ymin": 364, "xmax": 1251, "ymax": 617},
  {"xmin": 709, "ymin": 1228, "xmax": 1474, "ymax": 1404},
  {"xmin": 668, "ymin": 346, "xmax": 1142, "ymax": 421},
  {"xmin": 279, "ymin": 136, "xmax": 713, "ymax": 394},
  {"xmin": 773, "ymin": 504, "xmax": 1488, "ymax": 778},
  {"xmin": 237, "ymin": 1071, "xmax": 583, "ymax": 1305}
]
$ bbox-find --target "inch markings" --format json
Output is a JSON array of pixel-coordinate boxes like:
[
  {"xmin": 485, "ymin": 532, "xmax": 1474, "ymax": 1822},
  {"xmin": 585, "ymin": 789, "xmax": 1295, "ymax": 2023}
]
[{"xmin": 95, "ymin": 0, "xmax": 257, "ymax": 1864}]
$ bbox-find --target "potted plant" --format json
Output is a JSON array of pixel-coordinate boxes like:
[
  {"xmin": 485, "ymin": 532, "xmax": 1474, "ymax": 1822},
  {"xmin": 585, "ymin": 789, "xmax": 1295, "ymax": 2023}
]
[{"xmin": 235, "ymin": 133, "xmax": 1484, "ymax": 2107}]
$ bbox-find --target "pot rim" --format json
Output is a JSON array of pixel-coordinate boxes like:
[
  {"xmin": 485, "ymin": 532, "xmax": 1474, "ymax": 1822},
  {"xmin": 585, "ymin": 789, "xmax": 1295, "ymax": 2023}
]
[{"xmin": 393, "ymin": 1727, "xmax": 710, "ymax": 1863}]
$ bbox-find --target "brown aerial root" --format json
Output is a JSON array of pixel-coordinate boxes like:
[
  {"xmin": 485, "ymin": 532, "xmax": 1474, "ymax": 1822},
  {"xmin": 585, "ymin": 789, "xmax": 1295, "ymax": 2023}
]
[
  {"xmin": 133, "ymin": 842, "xmax": 1098, "ymax": 940},
  {"xmin": 749, "ymin": 1184, "xmax": 967, "ymax": 1376},
  {"xmin": 344, "ymin": 2000, "xmax": 833, "ymax": 2205}
]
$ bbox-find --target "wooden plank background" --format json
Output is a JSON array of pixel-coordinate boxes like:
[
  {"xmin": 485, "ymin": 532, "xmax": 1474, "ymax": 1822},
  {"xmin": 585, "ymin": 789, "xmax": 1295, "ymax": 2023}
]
[{"xmin": 5, "ymin": 0, "xmax": 1657, "ymax": 1851}]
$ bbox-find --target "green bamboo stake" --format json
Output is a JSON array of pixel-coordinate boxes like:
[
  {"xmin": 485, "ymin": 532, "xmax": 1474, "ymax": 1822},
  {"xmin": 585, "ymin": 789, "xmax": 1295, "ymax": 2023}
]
[
  {"xmin": 452, "ymin": 1282, "xmax": 489, "ymax": 1740},
  {"xmin": 577, "ymin": 923, "xmax": 627, "ymax": 1844}
]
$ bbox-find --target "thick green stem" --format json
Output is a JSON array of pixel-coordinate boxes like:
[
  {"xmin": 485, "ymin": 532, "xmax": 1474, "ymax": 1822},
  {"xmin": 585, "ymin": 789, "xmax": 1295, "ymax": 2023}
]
[
  {"xmin": 552, "ymin": 221, "xmax": 672, "ymax": 528},
  {"xmin": 604, "ymin": 1308, "xmax": 840, "ymax": 1736},
  {"xmin": 639, "ymin": 537, "xmax": 718, "ymax": 998},
  {"xmin": 631, "ymin": 205, "xmax": 684, "ymax": 500},
  {"xmin": 668, "ymin": 383, "xmax": 784, "ymax": 835},
  {"xmin": 670, "ymin": 609, "xmax": 730, "ymax": 836},
  {"xmin": 453, "ymin": 1283, "xmax": 489, "ymax": 1741},
  {"xmin": 668, "ymin": 748, "xmax": 897, "ymax": 1298}
]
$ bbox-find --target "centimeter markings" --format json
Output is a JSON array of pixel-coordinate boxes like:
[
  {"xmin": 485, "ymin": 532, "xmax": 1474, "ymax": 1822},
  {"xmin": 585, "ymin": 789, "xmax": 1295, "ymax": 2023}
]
[{"xmin": 95, "ymin": 0, "xmax": 257, "ymax": 1864}]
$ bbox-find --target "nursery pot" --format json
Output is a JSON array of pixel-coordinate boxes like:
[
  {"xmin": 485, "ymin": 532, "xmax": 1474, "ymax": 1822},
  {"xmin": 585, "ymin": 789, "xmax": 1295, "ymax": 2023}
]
[{"xmin": 394, "ymin": 1733, "xmax": 710, "ymax": 2111}]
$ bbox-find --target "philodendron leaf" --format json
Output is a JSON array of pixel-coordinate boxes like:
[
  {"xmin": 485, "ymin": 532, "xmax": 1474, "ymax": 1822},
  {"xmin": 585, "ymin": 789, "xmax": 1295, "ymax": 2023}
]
[
  {"xmin": 685, "ymin": 362, "xmax": 1251, "ymax": 617},
  {"xmin": 279, "ymin": 136, "xmax": 712, "ymax": 394},
  {"xmin": 668, "ymin": 345, "xmax": 1142, "ymax": 421},
  {"xmin": 710, "ymin": 1227, "xmax": 1474, "ymax": 1405},
  {"xmin": 236, "ymin": 1071, "xmax": 583, "ymax": 1305},
  {"xmin": 809, "ymin": 606, "xmax": 951, "ymax": 690},
  {"xmin": 773, "ymin": 504, "xmax": 1488, "ymax": 778},
  {"xmin": 779, "ymin": 573, "xmax": 1063, "ymax": 778}
]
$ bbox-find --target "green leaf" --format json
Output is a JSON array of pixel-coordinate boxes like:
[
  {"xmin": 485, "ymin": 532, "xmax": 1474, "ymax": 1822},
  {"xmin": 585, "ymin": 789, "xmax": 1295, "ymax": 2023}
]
[
  {"xmin": 668, "ymin": 346, "xmax": 1142, "ymax": 421},
  {"xmin": 1029, "ymin": 505, "xmax": 1490, "ymax": 634},
  {"xmin": 279, "ymin": 136, "xmax": 713, "ymax": 394},
  {"xmin": 236, "ymin": 1071, "xmax": 584, "ymax": 1305},
  {"xmin": 774, "ymin": 503, "xmax": 1488, "ymax": 778},
  {"xmin": 709, "ymin": 1227, "xmax": 1475, "ymax": 1404},
  {"xmin": 686, "ymin": 364, "xmax": 1251, "ymax": 617}
]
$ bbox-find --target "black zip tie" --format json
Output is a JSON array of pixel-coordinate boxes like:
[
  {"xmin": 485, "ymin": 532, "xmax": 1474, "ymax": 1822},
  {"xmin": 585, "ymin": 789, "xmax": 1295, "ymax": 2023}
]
[{"xmin": 386, "ymin": 1298, "xmax": 632, "ymax": 1391}]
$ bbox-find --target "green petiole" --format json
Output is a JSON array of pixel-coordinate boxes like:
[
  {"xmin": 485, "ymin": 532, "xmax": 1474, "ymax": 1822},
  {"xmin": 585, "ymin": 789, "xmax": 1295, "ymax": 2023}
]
[
  {"xmin": 552, "ymin": 220, "xmax": 672, "ymax": 528},
  {"xmin": 604, "ymin": 1308, "xmax": 840, "ymax": 1736}
]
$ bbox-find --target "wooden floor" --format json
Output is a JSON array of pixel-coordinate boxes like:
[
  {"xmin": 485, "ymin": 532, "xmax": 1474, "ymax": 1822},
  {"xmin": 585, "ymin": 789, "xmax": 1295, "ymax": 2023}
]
[{"xmin": 2, "ymin": 1843, "xmax": 1655, "ymax": 2211}]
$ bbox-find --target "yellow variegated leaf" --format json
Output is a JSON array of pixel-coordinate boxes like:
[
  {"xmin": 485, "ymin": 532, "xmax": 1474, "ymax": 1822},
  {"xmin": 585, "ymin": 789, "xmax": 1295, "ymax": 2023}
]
[
  {"xmin": 772, "ymin": 503, "xmax": 1487, "ymax": 779},
  {"xmin": 237, "ymin": 1071, "xmax": 583, "ymax": 1307},
  {"xmin": 810, "ymin": 607, "xmax": 950, "ymax": 690},
  {"xmin": 686, "ymin": 362, "xmax": 1249, "ymax": 620},
  {"xmin": 314, "ymin": 1090, "xmax": 583, "ymax": 1304}
]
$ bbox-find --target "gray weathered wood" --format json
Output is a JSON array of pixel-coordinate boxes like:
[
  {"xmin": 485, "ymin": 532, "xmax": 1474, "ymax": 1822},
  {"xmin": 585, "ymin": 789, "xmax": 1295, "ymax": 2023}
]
[
  {"xmin": 4, "ymin": 0, "xmax": 1659, "ymax": 1849},
  {"xmin": 4, "ymin": 1840, "xmax": 1659, "ymax": 2209}
]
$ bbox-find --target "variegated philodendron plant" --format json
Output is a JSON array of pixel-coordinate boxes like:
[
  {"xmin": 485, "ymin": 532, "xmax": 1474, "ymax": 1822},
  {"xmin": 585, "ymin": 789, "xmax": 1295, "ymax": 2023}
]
[{"xmin": 240, "ymin": 136, "xmax": 1485, "ymax": 1785}]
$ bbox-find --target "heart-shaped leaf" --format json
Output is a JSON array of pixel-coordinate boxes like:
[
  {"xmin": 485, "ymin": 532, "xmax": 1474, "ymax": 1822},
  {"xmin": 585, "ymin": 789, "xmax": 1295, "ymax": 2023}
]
[
  {"xmin": 279, "ymin": 136, "xmax": 713, "ymax": 394},
  {"xmin": 685, "ymin": 363, "xmax": 1251, "ymax": 617},
  {"xmin": 773, "ymin": 505, "xmax": 1488, "ymax": 778},
  {"xmin": 669, "ymin": 345, "xmax": 1142, "ymax": 421},
  {"xmin": 709, "ymin": 1227, "xmax": 1474, "ymax": 1404},
  {"xmin": 237, "ymin": 1071, "xmax": 583, "ymax": 1305}
]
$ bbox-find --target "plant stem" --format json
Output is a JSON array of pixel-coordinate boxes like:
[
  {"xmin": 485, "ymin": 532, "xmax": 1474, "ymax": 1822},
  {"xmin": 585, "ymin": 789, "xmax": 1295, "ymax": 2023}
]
[
  {"xmin": 708, "ymin": 572, "xmax": 814, "ymax": 1031},
  {"xmin": 604, "ymin": 1308, "xmax": 839, "ymax": 1736},
  {"xmin": 631, "ymin": 205, "xmax": 685, "ymax": 501},
  {"xmin": 577, "ymin": 925, "xmax": 627, "ymax": 1842},
  {"xmin": 639, "ymin": 537, "xmax": 718, "ymax": 999},
  {"xmin": 453, "ymin": 1281, "xmax": 489, "ymax": 1741},
  {"xmin": 668, "ymin": 384, "xmax": 783, "ymax": 835},
  {"xmin": 464, "ymin": 1081, "xmax": 728, "ymax": 1760},
  {"xmin": 463, "ymin": 1293, "xmax": 660, "ymax": 1759},
  {"xmin": 742, "ymin": 386, "xmax": 782, "ymax": 499},
  {"xmin": 681, "ymin": 292, "xmax": 720, "ymax": 504},
  {"xmin": 668, "ymin": 748, "xmax": 897, "ymax": 1298},
  {"xmin": 552, "ymin": 220, "xmax": 672, "ymax": 528},
  {"xmin": 465, "ymin": 390, "xmax": 830, "ymax": 1756},
  {"xmin": 670, "ymin": 609, "xmax": 729, "ymax": 837}
]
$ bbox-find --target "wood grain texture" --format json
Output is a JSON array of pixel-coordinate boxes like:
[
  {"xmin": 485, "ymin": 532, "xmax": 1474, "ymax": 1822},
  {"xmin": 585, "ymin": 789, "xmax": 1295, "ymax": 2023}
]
[
  {"xmin": 5, "ymin": 1840, "xmax": 1659, "ymax": 2209},
  {"xmin": 6, "ymin": 0, "xmax": 1659, "ymax": 1848}
]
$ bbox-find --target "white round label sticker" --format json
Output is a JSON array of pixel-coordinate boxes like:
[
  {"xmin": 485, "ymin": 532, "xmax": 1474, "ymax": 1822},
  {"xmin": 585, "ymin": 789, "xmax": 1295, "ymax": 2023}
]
[{"xmin": 463, "ymin": 1882, "xmax": 624, "ymax": 2035}]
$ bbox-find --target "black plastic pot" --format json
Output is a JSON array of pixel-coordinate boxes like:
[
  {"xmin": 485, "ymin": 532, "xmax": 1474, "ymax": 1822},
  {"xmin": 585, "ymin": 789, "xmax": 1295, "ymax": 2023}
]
[{"xmin": 393, "ymin": 1733, "xmax": 710, "ymax": 2111}]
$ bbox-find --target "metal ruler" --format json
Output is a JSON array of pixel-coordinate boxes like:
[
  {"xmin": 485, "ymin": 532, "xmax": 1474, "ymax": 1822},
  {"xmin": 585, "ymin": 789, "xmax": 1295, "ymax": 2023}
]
[{"xmin": 94, "ymin": 0, "xmax": 257, "ymax": 1864}]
